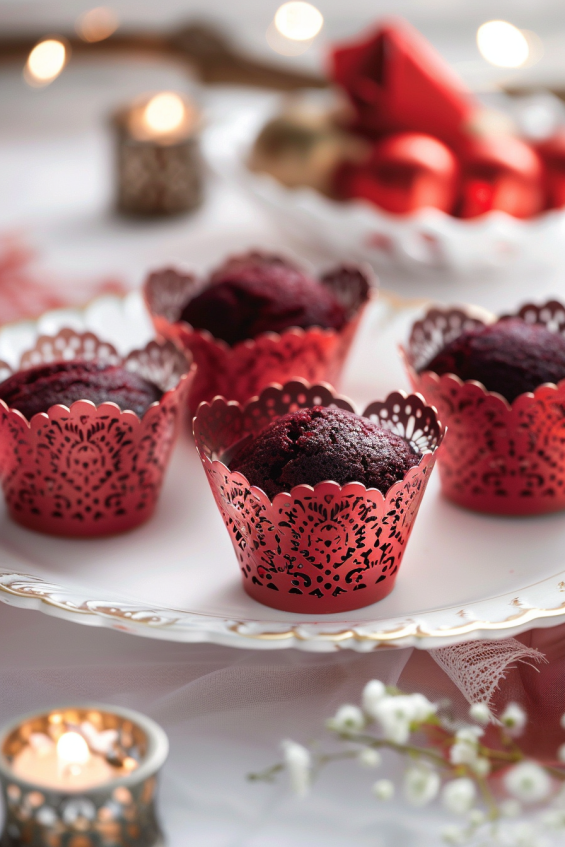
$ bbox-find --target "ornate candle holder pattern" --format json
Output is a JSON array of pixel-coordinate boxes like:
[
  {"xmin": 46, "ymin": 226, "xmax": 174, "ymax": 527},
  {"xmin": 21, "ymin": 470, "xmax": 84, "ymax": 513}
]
[
  {"xmin": 0, "ymin": 704, "xmax": 168, "ymax": 847},
  {"xmin": 114, "ymin": 92, "xmax": 203, "ymax": 216}
]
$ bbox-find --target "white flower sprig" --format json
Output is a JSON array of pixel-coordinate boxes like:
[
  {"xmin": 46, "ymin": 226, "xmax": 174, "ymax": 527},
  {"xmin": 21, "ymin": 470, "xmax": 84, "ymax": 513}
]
[{"xmin": 249, "ymin": 681, "xmax": 565, "ymax": 846}]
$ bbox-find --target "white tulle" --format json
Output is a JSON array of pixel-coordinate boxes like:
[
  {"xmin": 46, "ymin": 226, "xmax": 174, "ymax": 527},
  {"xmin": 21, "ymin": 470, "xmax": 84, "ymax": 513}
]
[{"xmin": 0, "ymin": 603, "xmax": 551, "ymax": 846}]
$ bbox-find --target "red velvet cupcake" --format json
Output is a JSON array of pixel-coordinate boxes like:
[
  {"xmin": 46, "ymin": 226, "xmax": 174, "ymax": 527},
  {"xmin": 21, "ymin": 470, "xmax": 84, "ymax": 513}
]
[
  {"xmin": 402, "ymin": 300, "xmax": 565, "ymax": 515},
  {"xmin": 0, "ymin": 360, "xmax": 163, "ymax": 420},
  {"xmin": 144, "ymin": 250, "xmax": 372, "ymax": 413},
  {"xmin": 0, "ymin": 329, "xmax": 193, "ymax": 537},
  {"xmin": 194, "ymin": 379, "xmax": 444, "ymax": 613}
]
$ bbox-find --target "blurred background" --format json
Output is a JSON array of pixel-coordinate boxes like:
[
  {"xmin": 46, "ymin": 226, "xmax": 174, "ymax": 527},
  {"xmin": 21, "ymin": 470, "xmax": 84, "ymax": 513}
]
[{"xmin": 2, "ymin": 0, "xmax": 565, "ymax": 302}]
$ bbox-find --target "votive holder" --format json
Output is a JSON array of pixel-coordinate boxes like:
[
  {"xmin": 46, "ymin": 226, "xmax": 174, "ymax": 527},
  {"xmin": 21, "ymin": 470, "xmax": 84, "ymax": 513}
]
[
  {"xmin": 113, "ymin": 92, "xmax": 203, "ymax": 216},
  {"xmin": 0, "ymin": 703, "xmax": 168, "ymax": 847}
]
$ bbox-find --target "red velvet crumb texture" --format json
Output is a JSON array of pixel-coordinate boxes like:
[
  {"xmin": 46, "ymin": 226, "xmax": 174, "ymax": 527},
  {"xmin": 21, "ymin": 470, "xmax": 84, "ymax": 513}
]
[
  {"xmin": 0, "ymin": 360, "xmax": 163, "ymax": 420},
  {"xmin": 180, "ymin": 251, "xmax": 347, "ymax": 346},
  {"xmin": 228, "ymin": 405, "xmax": 420, "ymax": 499},
  {"xmin": 423, "ymin": 317, "xmax": 565, "ymax": 403}
]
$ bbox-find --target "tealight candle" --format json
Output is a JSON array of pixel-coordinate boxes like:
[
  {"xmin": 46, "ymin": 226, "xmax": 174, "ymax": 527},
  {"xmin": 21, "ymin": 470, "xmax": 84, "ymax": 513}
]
[
  {"xmin": 114, "ymin": 90, "xmax": 203, "ymax": 216},
  {"xmin": 0, "ymin": 704, "xmax": 168, "ymax": 847}
]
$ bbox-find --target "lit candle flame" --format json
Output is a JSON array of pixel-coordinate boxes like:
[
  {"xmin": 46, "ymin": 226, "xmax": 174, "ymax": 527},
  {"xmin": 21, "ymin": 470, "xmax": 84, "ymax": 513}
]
[
  {"xmin": 142, "ymin": 93, "xmax": 186, "ymax": 137},
  {"xmin": 477, "ymin": 21, "xmax": 530, "ymax": 68},
  {"xmin": 77, "ymin": 7, "xmax": 119, "ymax": 43},
  {"xmin": 25, "ymin": 39, "xmax": 67, "ymax": 87},
  {"xmin": 56, "ymin": 732, "xmax": 90, "ymax": 766},
  {"xmin": 274, "ymin": 2, "xmax": 323, "ymax": 42}
]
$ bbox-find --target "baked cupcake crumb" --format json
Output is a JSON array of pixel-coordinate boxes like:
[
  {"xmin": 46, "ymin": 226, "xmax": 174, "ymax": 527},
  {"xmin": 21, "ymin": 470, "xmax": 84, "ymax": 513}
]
[
  {"xmin": 424, "ymin": 318, "xmax": 565, "ymax": 402},
  {"xmin": 229, "ymin": 405, "xmax": 420, "ymax": 498},
  {"xmin": 180, "ymin": 251, "xmax": 347, "ymax": 346},
  {"xmin": 0, "ymin": 360, "xmax": 163, "ymax": 420}
]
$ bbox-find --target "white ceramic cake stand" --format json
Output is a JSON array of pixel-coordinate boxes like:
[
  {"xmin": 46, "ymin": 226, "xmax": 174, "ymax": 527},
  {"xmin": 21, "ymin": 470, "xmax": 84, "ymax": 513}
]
[{"xmin": 0, "ymin": 293, "xmax": 564, "ymax": 651}]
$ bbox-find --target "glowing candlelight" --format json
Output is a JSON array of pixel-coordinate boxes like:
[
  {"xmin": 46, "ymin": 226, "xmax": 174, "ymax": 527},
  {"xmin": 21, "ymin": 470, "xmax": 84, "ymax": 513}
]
[
  {"xmin": 56, "ymin": 732, "xmax": 90, "ymax": 769},
  {"xmin": 274, "ymin": 2, "xmax": 323, "ymax": 41},
  {"xmin": 477, "ymin": 21, "xmax": 530, "ymax": 68},
  {"xmin": 76, "ymin": 6, "xmax": 119, "ymax": 42},
  {"xmin": 143, "ymin": 92, "xmax": 186, "ymax": 137},
  {"xmin": 10, "ymin": 717, "xmax": 129, "ymax": 789},
  {"xmin": 124, "ymin": 91, "xmax": 196, "ymax": 145},
  {"xmin": 24, "ymin": 39, "xmax": 67, "ymax": 87}
]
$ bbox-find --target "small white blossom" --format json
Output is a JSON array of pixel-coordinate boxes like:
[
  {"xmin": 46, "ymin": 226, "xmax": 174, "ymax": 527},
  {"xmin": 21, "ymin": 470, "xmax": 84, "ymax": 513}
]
[
  {"xmin": 501, "ymin": 703, "xmax": 528, "ymax": 737},
  {"xmin": 372, "ymin": 779, "xmax": 394, "ymax": 800},
  {"xmin": 357, "ymin": 747, "xmax": 381, "ymax": 768},
  {"xmin": 470, "ymin": 757, "xmax": 491, "ymax": 778},
  {"xmin": 328, "ymin": 704, "xmax": 365, "ymax": 734},
  {"xmin": 468, "ymin": 808, "xmax": 485, "ymax": 825},
  {"xmin": 441, "ymin": 778, "xmax": 477, "ymax": 815},
  {"xmin": 469, "ymin": 703, "xmax": 492, "ymax": 726},
  {"xmin": 403, "ymin": 765, "xmax": 440, "ymax": 807},
  {"xmin": 362, "ymin": 680, "xmax": 387, "ymax": 718},
  {"xmin": 281, "ymin": 740, "xmax": 311, "ymax": 798},
  {"xmin": 456, "ymin": 727, "xmax": 484, "ymax": 744},
  {"xmin": 504, "ymin": 761, "xmax": 552, "ymax": 804},
  {"xmin": 371, "ymin": 694, "xmax": 436, "ymax": 745},
  {"xmin": 500, "ymin": 799, "xmax": 522, "ymax": 818},
  {"xmin": 449, "ymin": 727, "xmax": 485, "ymax": 769},
  {"xmin": 370, "ymin": 698, "xmax": 411, "ymax": 744},
  {"xmin": 450, "ymin": 741, "xmax": 478, "ymax": 767},
  {"xmin": 441, "ymin": 824, "xmax": 470, "ymax": 845},
  {"xmin": 406, "ymin": 693, "xmax": 438, "ymax": 723},
  {"xmin": 557, "ymin": 743, "xmax": 565, "ymax": 764}
]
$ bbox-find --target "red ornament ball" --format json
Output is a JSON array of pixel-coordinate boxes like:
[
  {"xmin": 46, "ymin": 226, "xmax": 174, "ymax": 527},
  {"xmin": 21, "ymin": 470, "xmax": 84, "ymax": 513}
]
[
  {"xmin": 535, "ymin": 131, "xmax": 565, "ymax": 210},
  {"xmin": 335, "ymin": 132, "xmax": 459, "ymax": 215},
  {"xmin": 458, "ymin": 135, "xmax": 544, "ymax": 219}
]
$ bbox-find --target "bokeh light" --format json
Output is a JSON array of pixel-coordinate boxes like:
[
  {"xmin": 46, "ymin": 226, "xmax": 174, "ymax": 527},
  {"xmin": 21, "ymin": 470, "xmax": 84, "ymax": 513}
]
[
  {"xmin": 76, "ymin": 7, "xmax": 119, "ymax": 43},
  {"xmin": 274, "ymin": 2, "xmax": 323, "ymax": 41},
  {"xmin": 477, "ymin": 21, "xmax": 529, "ymax": 68},
  {"xmin": 25, "ymin": 39, "xmax": 67, "ymax": 87},
  {"xmin": 142, "ymin": 93, "xmax": 186, "ymax": 136}
]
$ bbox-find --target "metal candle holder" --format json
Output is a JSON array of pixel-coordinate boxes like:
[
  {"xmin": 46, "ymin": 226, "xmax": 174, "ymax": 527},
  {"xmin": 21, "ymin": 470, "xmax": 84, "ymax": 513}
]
[
  {"xmin": 0, "ymin": 704, "xmax": 168, "ymax": 847},
  {"xmin": 114, "ymin": 98, "xmax": 203, "ymax": 216}
]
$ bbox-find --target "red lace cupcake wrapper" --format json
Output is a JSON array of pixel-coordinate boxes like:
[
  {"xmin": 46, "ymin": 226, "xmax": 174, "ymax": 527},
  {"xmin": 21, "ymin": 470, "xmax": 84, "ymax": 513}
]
[
  {"xmin": 194, "ymin": 379, "xmax": 444, "ymax": 614},
  {"xmin": 0, "ymin": 329, "xmax": 194, "ymax": 537},
  {"xmin": 403, "ymin": 300, "xmax": 565, "ymax": 515},
  {"xmin": 144, "ymin": 262, "xmax": 372, "ymax": 413}
]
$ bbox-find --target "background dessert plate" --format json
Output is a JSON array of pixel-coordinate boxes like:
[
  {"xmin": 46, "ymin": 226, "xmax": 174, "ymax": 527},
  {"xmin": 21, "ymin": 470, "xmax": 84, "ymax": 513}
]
[
  {"xmin": 202, "ymin": 98, "xmax": 565, "ymax": 276},
  {"xmin": 1, "ymin": 293, "xmax": 565, "ymax": 651}
]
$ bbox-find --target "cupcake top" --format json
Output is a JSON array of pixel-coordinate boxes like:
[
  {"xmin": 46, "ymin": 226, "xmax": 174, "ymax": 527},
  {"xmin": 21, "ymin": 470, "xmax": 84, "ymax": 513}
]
[
  {"xmin": 180, "ymin": 251, "xmax": 347, "ymax": 346},
  {"xmin": 228, "ymin": 405, "xmax": 420, "ymax": 498},
  {"xmin": 0, "ymin": 360, "xmax": 163, "ymax": 420},
  {"xmin": 423, "ymin": 317, "xmax": 565, "ymax": 403}
]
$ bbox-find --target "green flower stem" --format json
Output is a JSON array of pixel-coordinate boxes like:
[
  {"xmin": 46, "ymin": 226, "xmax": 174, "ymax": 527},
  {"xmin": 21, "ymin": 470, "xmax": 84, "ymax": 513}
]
[
  {"xmin": 248, "ymin": 762, "xmax": 285, "ymax": 783},
  {"xmin": 349, "ymin": 732, "xmax": 451, "ymax": 769}
]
